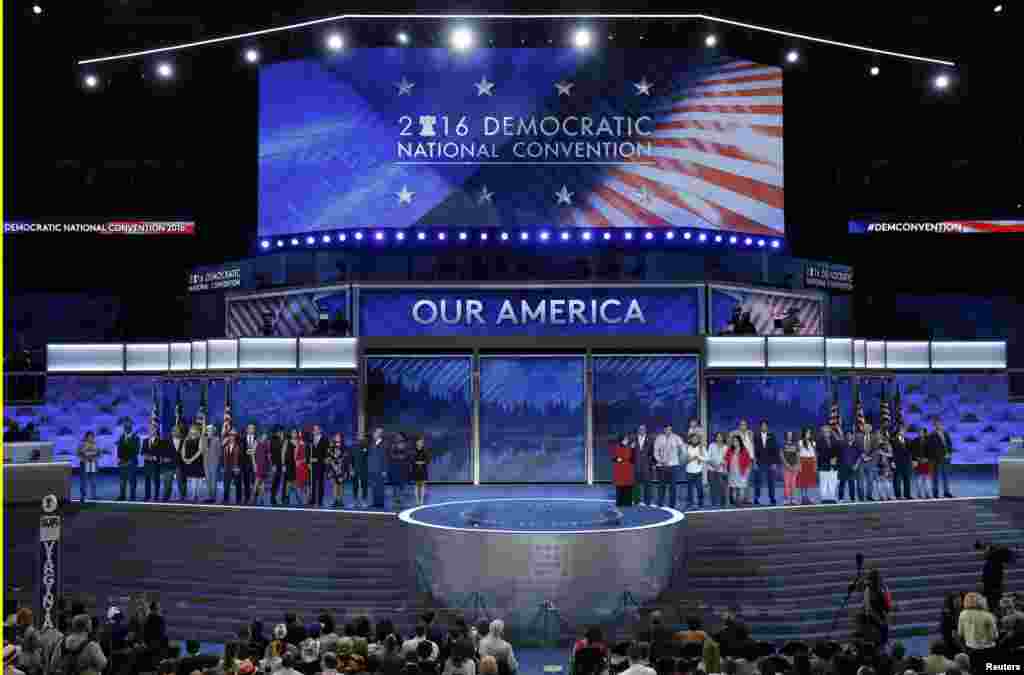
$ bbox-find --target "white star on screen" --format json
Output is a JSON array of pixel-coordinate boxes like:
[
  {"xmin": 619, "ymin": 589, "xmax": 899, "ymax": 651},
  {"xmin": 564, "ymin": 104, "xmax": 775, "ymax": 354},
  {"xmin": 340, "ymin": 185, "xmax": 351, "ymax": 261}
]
[
  {"xmin": 478, "ymin": 186, "xmax": 495, "ymax": 205},
  {"xmin": 395, "ymin": 77, "xmax": 415, "ymax": 96},
  {"xmin": 397, "ymin": 186, "xmax": 415, "ymax": 204},
  {"xmin": 555, "ymin": 81, "xmax": 574, "ymax": 96},
  {"xmin": 555, "ymin": 185, "xmax": 574, "ymax": 206},
  {"xmin": 475, "ymin": 76, "xmax": 496, "ymax": 96},
  {"xmin": 634, "ymin": 77, "xmax": 653, "ymax": 95}
]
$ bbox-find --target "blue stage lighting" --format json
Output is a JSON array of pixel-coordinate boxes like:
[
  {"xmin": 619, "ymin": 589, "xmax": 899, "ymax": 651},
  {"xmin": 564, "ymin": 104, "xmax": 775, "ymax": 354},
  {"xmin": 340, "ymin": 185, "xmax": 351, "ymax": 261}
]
[
  {"xmin": 539, "ymin": 231, "xmax": 550, "ymax": 241},
  {"xmin": 561, "ymin": 231, "xmax": 570, "ymax": 241},
  {"xmin": 698, "ymin": 233, "xmax": 707, "ymax": 242},
  {"xmin": 744, "ymin": 237, "xmax": 752, "ymax": 245},
  {"xmin": 757, "ymin": 239, "xmax": 765, "ymax": 247},
  {"xmin": 603, "ymin": 232, "xmax": 611, "ymax": 240},
  {"xmin": 459, "ymin": 232, "xmax": 468, "ymax": 240},
  {"xmin": 520, "ymin": 232, "xmax": 529, "ymax": 241},
  {"xmin": 666, "ymin": 231, "xmax": 675, "ymax": 240},
  {"xmin": 276, "ymin": 240, "xmax": 284, "ymax": 247},
  {"xmin": 438, "ymin": 232, "xmax": 447, "ymax": 240},
  {"xmin": 480, "ymin": 232, "xmax": 488, "ymax": 241},
  {"xmin": 771, "ymin": 240, "xmax": 781, "ymax": 249},
  {"xmin": 396, "ymin": 232, "xmax": 405, "ymax": 241},
  {"xmin": 291, "ymin": 238, "xmax": 299, "ymax": 246},
  {"xmin": 354, "ymin": 232, "xmax": 364, "ymax": 240},
  {"xmin": 500, "ymin": 232, "xmax": 509, "ymax": 241},
  {"xmin": 417, "ymin": 232, "xmax": 426, "ymax": 240},
  {"xmin": 729, "ymin": 236, "xmax": 737, "ymax": 244},
  {"xmin": 375, "ymin": 231, "xmax": 385, "ymax": 241},
  {"xmin": 322, "ymin": 235, "xmax": 331, "ymax": 243},
  {"xmin": 582, "ymin": 231, "xmax": 592, "ymax": 241},
  {"xmin": 683, "ymin": 232, "xmax": 691, "ymax": 240},
  {"xmin": 261, "ymin": 240, "xmax": 270, "ymax": 249},
  {"xmin": 644, "ymin": 231, "xmax": 653, "ymax": 240},
  {"xmin": 624, "ymin": 232, "xmax": 633, "ymax": 240},
  {"xmin": 714, "ymin": 235, "xmax": 723, "ymax": 243},
  {"xmin": 339, "ymin": 233, "xmax": 347, "ymax": 242},
  {"xmin": 306, "ymin": 236, "xmax": 315, "ymax": 245}
]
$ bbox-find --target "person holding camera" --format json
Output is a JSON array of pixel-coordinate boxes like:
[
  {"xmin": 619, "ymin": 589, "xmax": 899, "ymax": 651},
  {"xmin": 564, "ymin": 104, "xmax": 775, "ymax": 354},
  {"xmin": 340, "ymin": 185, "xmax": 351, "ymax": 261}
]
[
  {"xmin": 927, "ymin": 417, "xmax": 955, "ymax": 498},
  {"xmin": 979, "ymin": 541, "xmax": 1016, "ymax": 613}
]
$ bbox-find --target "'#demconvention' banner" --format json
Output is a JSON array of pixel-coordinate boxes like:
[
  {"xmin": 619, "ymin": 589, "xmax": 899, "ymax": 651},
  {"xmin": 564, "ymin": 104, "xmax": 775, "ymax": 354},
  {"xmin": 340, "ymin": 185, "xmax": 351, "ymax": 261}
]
[
  {"xmin": 259, "ymin": 49, "xmax": 784, "ymax": 238},
  {"xmin": 356, "ymin": 285, "xmax": 703, "ymax": 337}
]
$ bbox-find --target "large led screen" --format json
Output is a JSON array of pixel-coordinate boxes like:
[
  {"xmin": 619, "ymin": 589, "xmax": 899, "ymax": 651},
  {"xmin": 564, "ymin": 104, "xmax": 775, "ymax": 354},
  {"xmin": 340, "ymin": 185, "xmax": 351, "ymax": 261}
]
[
  {"xmin": 259, "ymin": 49, "xmax": 784, "ymax": 237},
  {"xmin": 479, "ymin": 356, "xmax": 585, "ymax": 482}
]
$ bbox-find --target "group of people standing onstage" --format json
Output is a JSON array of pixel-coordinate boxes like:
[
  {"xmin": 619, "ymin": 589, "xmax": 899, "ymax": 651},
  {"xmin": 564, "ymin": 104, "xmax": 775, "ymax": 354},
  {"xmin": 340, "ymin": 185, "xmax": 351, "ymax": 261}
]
[
  {"xmin": 78, "ymin": 422, "xmax": 433, "ymax": 510},
  {"xmin": 610, "ymin": 415, "xmax": 957, "ymax": 509}
]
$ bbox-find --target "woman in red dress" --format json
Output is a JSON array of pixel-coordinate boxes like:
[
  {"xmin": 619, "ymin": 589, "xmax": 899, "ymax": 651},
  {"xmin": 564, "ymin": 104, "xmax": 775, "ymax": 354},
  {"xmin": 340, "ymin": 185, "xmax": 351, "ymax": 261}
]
[
  {"xmin": 293, "ymin": 428, "xmax": 309, "ymax": 502},
  {"xmin": 612, "ymin": 433, "xmax": 635, "ymax": 507}
]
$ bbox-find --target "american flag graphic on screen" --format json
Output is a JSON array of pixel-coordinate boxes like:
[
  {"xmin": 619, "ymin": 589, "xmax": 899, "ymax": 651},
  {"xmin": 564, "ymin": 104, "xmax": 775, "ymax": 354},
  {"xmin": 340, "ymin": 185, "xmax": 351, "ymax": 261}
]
[
  {"xmin": 174, "ymin": 385, "xmax": 183, "ymax": 431},
  {"xmin": 879, "ymin": 383, "xmax": 891, "ymax": 438},
  {"xmin": 893, "ymin": 385, "xmax": 904, "ymax": 431},
  {"xmin": 258, "ymin": 49, "xmax": 784, "ymax": 238},
  {"xmin": 829, "ymin": 392, "xmax": 842, "ymax": 434},
  {"xmin": 855, "ymin": 394, "xmax": 866, "ymax": 433},
  {"xmin": 711, "ymin": 287, "xmax": 822, "ymax": 336},
  {"xmin": 226, "ymin": 290, "xmax": 349, "ymax": 337},
  {"xmin": 223, "ymin": 384, "xmax": 233, "ymax": 435},
  {"xmin": 197, "ymin": 382, "xmax": 208, "ymax": 429},
  {"xmin": 150, "ymin": 382, "xmax": 160, "ymax": 438}
]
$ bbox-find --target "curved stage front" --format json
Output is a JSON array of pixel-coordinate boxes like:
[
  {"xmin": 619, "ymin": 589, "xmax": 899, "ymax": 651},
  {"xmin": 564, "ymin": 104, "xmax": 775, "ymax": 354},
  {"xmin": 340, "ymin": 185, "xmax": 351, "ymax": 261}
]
[{"xmin": 400, "ymin": 498, "xmax": 685, "ymax": 637}]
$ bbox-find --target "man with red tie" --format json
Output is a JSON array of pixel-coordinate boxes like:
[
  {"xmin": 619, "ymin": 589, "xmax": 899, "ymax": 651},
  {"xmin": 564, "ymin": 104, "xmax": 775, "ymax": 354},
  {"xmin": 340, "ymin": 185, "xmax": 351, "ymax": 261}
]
[{"xmin": 308, "ymin": 424, "xmax": 329, "ymax": 507}]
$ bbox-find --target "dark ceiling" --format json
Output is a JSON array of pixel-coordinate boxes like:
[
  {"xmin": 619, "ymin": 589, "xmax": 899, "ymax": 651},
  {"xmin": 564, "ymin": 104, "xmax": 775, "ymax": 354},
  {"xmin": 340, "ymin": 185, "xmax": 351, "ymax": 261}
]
[{"xmin": 3, "ymin": 1, "xmax": 1020, "ymax": 299}]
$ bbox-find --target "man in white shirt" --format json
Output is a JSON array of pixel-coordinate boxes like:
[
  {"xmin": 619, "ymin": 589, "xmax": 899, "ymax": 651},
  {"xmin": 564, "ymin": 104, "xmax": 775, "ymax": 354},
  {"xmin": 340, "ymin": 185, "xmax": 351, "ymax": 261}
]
[
  {"xmin": 653, "ymin": 424, "xmax": 684, "ymax": 508},
  {"xmin": 684, "ymin": 434, "xmax": 706, "ymax": 509},
  {"xmin": 620, "ymin": 643, "xmax": 655, "ymax": 675}
]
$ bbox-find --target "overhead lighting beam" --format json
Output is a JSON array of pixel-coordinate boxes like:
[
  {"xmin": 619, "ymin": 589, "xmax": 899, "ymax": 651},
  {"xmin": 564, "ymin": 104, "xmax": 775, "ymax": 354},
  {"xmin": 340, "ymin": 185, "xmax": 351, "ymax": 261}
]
[{"xmin": 75, "ymin": 13, "xmax": 957, "ymax": 67}]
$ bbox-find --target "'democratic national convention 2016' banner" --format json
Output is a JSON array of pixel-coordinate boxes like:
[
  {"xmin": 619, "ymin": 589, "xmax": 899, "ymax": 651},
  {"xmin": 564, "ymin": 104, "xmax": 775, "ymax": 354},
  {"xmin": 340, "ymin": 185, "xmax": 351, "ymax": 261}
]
[
  {"xmin": 355, "ymin": 285, "xmax": 703, "ymax": 337},
  {"xmin": 258, "ymin": 49, "xmax": 784, "ymax": 238}
]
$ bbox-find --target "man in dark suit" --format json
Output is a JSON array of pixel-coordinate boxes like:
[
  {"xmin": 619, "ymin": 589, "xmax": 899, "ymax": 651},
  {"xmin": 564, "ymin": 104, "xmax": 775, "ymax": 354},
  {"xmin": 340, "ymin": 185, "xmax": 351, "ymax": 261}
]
[
  {"xmin": 927, "ymin": 417, "xmax": 954, "ymax": 498},
  {"xmin": 752, "ymin": 419, "xmax": 779, "ymax": 505},
  {"xmin": 117, "ymin": 421, "xmax": 140, "ymax": 501},
  {"xmin": 270, "ymin": 427, "xmax": 286, "ymax": 505},
  {"xmin": 816, "ymin": 425, "xmax": 839, "ymax": 503},
  {"xmin": 308, "ymin": 424, "xmax": 329, "ymax": 507},
  {"xmin": 631, "ymin": 424, "xmax": 656, "ymax": 507},
  {"xmin": 365, "ymin": 427, "xmax": 390, "ymax": 509},
  {"xmin": 141, "ymin": 429, "xmax": 166, "ymax": 501},
  {"xmin": 890, "ymin": 424, "xmax": 913, "ymax": 500},
  {"xmin": 240, "ymin": 423, "xmax": 258, "ymax": 504}
]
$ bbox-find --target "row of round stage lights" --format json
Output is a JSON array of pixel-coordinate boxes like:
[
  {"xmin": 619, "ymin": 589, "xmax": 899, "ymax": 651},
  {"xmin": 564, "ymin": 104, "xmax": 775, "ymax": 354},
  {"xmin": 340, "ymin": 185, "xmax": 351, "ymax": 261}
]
[
  {"xmin": 72, "ymin": 20, "xmax": 974, "ymax": 90},
  {"xmin": 260, "ymin": 231, "xmax": 783, "ymax": 248}
]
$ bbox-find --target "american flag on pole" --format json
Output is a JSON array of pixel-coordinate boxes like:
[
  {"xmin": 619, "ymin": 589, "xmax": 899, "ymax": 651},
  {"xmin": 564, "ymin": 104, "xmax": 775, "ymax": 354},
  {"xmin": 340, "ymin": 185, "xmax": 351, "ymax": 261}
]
[
  {"xmin": 855, "ymin": 393, "xmax": 866, "ymax": 434},
  {"xmin": 223, "ymin": 383, "xmax": 233, "ymax": 436},
  {"xmin": 829, "ymin": 390, "xmax": 842, "ymax": 435},
  {"xmin": 893, "ymin": 384, "xmax": 904, "ymax": 431},
  {"xmin": 879, "ymin": 382, "xmax": 891, "ymax": 439},
  {"xmin": 150, "ymin": 382, "xmax": 160, "ymax": 438},
  {"xmin": 197, "ymin": 382, "xmax": 208, "ymax": 429},
  {"xmin": 174, "ymin": 385, "xmax": 183, "ymax": 431}
]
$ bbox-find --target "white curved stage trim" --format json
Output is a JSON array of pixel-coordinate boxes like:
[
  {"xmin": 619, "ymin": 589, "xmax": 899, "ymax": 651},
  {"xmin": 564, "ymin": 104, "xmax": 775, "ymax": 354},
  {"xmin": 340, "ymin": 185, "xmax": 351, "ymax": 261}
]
[{"xmin": 400, "ymin": 498, "xmax": 686, "ymax": 637}]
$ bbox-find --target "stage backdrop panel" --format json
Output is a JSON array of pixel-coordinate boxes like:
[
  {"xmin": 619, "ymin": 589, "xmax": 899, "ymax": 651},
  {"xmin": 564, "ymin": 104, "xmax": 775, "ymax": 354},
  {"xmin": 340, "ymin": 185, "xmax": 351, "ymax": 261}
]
[
  {"xmin": 356, "ymin": 285, "xmax": 702, "ymax": 337},
  {"xmin": 707, "ymin": 375, "xmax": 829, "ymax": 440},
  {"xmin": 592, "ymin": 356, "xmax": 699, "ymax": 481},
  {"xmin": 479, "ymin": 356, "xmax": 585, "ymax": 482},
  {"xmin": 258, "ymin": 49, "xmax": 784, "ymax": 237},
  {"xmin": 160, "ymin": 379, "xmax": 226, "ymax": 434},
  {"xmin": 232, "ymin": 378, "xmax": 357, "ymax": 437},
  {"xmin": 31, "ymin": 376, "xmax": 154, "ymax": 468},
  {"xmin": 365, "ymin": 357, "xmax": 472, "ymax": 482},
  {"xmin": 710, "ymin": 285, "xmax": 823, "ymax": 336},
  {"xmin": 226, "ymin": 287, "xmax": 350, "ymax": 337}
]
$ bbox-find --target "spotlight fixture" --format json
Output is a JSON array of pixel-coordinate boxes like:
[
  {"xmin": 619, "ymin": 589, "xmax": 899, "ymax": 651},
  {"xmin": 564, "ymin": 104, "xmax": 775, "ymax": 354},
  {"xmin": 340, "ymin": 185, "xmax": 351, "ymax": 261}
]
[
  {"xmin": 306, "ymin": 236, "xmax": 315, "ymax": 245},
  {"xmin": 374, "ymin": 231, "xmax": 384, "ymax": 241},
  {"xmin": 244, "ymin": 48, "xmax": 260, "ymax": 64},
  {"xmin": 520, "ymin": 232, "xmax": 529, "ymax": 240},
  {"xmin": 156, "ymin": 62, "xmax": 174, "ymax": 79},
  {"xmin": 666, "ymin": 231, "xmax": 675, "ymax": 240},
  {"xmin": 934, "ymin": 73, "xmax": 951, "ymax": 89},
  {"xmin": 603, "ymin": 232, "xmax": 612, "ymax": 240},
  {"xmin": 573, "ymin": 28, "xmax": 592, "ymax": 49},
  {"xmin": 83, "ymin": 74, "xmax": 99, "ymax": 88},
  {"xmin": 683, "ymin": 232, "xmax": 691, "ymax": 240},
  {"xmin": 644, "ymin": 231, "xmax": 654, "ymax": 240},
  {"xmin": 539, "ymin": 231, "xmax": 550, "ymax": 241},
  {"xmin": 869, "ymin": 65, "xmax": 880, "ymax": 76},
  {"xmin": 417, "ymin": 232, "xmax": 426, "ymax": 240},
  {"xmin": 994, "ymin": 4, "xmax": 1004, "ymax": 12},
  {"xmin": 729, "ymin": 235, "xmax": 738, "ymax": 244},
  {"xmin": 32, "ymin": 4, "xmax": 42, "ymax": 15},
  {"xmin": 396, "ymin": 232, "xmax": 405, "ymax": 241},
  {"xmin": 500, "ymin": 232, "xmax": 509, "ymax": 241},
  {"xmin": 757, "ymin": 239, "xmax": 765, "ymax": 247},
  {"xmin": 261, "ymin": 240, "xmax": 270, "ymax": 249},
  {"xmin": 561, "ymin": 231, "xmax": 570, "ymax": 240},
  {"xmin": 705, "ymin": 34, "xmax": 718, "ymax": 47},
  {"xmin": 339, "ymin": 233, "xmax": 347, "ymax": 242},
  {"xmin": 715, "ymin": 235, "xmax": 723, "ymax": 243},
  {"xmin": 450, "ymin": 26, "xmax": 474, "ymax": 51},
  {"xmin": 582, "ymin": 232, "xmax": 592, "ymax": 241},
  {"xmin": 624, "ymin": 232, "xmax": 633, "ymax": 240},
  {"xmin": 322, "ymin": 235, "xmax": 331, "ymax": 243},
  {"xmin": 744, "ymin": 237, "xmax": 752, "ymax": 245},
  {"xmin": 771, "ymin": 240, "xmax": 781, "ymax": 249},
  {"xmin": 326, "ymin": 33, "xmax": 344, "ymax": 51},
  {"xmin": 397, "ymin": 31, "xmax": 410, "ymax": 45},
  {"xmin": 438, "ymin": 232, "xmax": 446, "ymax": 240},
  {"xmin": 480, "ymin": 232, "xmax": 488, "ymax": 241},
  {"xmin": 786, "ymin": 50, "xmax": 800, "ymax": 64},
  {"xmin": 354, "ymin": 231, "xmax": 363, "ymax": 240},
  {"xmin": 290, "ymin": 238, "xmax": 299, "ymax": 246},
  {"xmin": 276, "ymin": 240, "xmax": 284, "ymax": 247},
  {"xmin": 698, "ymin": 233, "xmax": 707, "ymax": 242},
  {"xmin": 459, "ymin": 232, "xmax": 468, "ymax": 240}
]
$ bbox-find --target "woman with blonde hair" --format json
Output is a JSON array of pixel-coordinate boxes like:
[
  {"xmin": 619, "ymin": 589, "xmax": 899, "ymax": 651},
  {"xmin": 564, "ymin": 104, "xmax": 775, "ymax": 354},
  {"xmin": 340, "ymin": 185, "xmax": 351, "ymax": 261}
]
[
  {"xmin": 959, "ymin": 592, "xmax": 998, "ymax": 653},
  {"xmin": 182, "ymin": 424, "xmax": 205, "ymax": 502}
]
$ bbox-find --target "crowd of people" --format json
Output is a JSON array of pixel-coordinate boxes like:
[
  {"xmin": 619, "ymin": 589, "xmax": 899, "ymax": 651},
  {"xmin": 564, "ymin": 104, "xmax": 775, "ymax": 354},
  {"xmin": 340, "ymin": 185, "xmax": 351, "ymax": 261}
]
[
  {"xmin": 7, "ymin": 585, "xmax": 1024, "ymax": 675},
  {"xmin": 610, "ymin": 417, "xmax": 957, "ymax": 510},
  {"xmin": 77, "ymin": 424, "xmax": 431, "ymax": 511}
]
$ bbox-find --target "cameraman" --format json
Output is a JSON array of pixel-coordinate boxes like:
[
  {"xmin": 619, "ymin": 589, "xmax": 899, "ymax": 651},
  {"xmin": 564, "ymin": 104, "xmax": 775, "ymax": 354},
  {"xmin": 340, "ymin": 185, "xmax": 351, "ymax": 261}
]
[{"xmin": 978, "ymin": 541, "xmax": 1015, "ymax": 612}]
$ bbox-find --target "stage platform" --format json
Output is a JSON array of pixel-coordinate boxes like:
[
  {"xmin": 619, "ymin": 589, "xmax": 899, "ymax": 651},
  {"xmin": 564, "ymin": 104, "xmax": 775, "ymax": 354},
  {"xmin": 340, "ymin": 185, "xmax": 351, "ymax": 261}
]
[{"xmin": 3, "ymin": 469, "xmax": 1016, "ymax": 650}]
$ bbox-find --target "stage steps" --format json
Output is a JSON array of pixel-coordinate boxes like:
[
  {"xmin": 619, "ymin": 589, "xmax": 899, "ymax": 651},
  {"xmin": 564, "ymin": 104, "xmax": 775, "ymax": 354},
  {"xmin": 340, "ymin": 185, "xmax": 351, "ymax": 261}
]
[
  {"xmin": 3, "ymin": 504, "xmax": 420, "ymax": 644},
  {"xmin": 658, "ymin": 498, "xmax": 1024, "ymax": 645}
]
